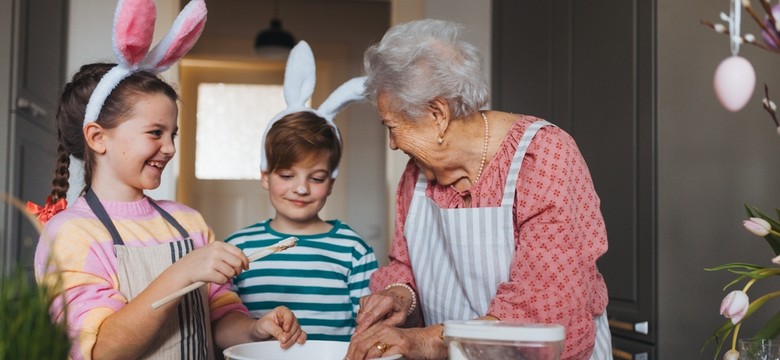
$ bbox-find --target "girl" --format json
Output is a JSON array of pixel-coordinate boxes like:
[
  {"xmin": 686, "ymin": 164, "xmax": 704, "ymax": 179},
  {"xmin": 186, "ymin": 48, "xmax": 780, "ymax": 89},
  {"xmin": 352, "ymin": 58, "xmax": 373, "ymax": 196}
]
[
  {"xmin": 32, "ymin": 1, "xmax": 306, "ymax": 359},
  {"xmin": 34, "ymin": 62, "xmax": 306, "ymax": 359}
]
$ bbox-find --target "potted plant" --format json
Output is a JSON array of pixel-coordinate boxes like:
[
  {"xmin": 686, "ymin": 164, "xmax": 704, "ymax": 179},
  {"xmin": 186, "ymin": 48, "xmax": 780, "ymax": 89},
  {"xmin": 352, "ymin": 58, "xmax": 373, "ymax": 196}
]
[{"xmin": 0, "ymin": 193, "xmax": 69, "ymax": 359}]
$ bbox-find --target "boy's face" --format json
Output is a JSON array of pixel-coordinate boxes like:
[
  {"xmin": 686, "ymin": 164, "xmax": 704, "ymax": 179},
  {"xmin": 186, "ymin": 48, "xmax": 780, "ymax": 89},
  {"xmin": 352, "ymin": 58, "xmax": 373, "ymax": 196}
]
[{"xmin": 261, "ymin": 152, "xmax": 335, "ymax": 229}]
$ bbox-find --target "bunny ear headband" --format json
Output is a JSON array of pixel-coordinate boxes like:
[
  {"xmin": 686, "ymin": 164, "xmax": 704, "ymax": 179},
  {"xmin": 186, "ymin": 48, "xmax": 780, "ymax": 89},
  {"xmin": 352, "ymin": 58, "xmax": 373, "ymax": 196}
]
[
  {"xmin": 82, "ymin": 0, "xmax": 207, "ymax": 126},
  {"xmin": 259, "ymin": 41, "xmax": 367, "ymax": 179}
]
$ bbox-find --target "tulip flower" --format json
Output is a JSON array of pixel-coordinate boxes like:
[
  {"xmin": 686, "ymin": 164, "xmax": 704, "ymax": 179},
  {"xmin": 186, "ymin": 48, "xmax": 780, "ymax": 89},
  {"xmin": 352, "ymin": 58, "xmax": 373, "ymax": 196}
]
[
  {"xmin": 720, "ymin": 290, "xmax": 749, "ymax": 324},
  {"xmin": 723, "ymin": 349, "xmax": 740, "ymax": 360},
  {"xmin": 743, "ymin": 217, "xmax": 772, "ymax": 237},
  {"xmin": 762, "ymin": 4, "xmax": 780, "ymax": 50}
]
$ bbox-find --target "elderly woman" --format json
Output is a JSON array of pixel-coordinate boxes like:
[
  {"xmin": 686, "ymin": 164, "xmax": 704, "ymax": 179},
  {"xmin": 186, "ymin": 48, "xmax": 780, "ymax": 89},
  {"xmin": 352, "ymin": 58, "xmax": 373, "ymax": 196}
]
[{"xmin": 345, "ymin": 19, "xmax": 612, "ymax": 360}]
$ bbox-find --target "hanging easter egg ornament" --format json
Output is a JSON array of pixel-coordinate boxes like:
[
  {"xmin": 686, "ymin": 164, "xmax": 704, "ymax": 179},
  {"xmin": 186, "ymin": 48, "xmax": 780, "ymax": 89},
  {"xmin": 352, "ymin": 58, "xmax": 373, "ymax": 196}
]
[
  {"xmin": 713, "ymin": 0, "xmax": 756, "ymax": 112},
  {"xmin": 714, "ymin": 55, "xmax": 756, "ymax": 111}
]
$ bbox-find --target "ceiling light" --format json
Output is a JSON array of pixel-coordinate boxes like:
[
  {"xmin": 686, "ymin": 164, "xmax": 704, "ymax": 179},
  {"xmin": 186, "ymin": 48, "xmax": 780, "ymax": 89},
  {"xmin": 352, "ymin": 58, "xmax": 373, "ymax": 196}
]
[{"xmin": 254, "ymin": 0, "xmax": 295, "ymax": 60}]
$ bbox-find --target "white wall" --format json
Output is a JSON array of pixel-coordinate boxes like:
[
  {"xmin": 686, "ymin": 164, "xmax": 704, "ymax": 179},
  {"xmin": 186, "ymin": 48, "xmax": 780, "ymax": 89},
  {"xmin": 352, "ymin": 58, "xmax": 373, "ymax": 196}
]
[
  {"xmin": 67, "ymin": 0, "xmax": 179, "ymax": 202},
  {"xmin": 425, "ymin": 0, "xmax": 491, "ymax": 87}
]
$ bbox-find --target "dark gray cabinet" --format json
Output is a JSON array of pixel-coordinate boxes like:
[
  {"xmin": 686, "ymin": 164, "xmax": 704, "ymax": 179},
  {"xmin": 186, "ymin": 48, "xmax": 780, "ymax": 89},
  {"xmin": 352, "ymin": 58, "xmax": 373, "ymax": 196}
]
[
  {"xmin": 493, "ymin": 0, "xmax": 656, "ymax": 357},
  {"xmin": 2, "ymin": 0, "xmax": 67, "ymax": 277},
  {"xmin": 15, "ymin": 0, "xmax": 68, "ymax": 128}
]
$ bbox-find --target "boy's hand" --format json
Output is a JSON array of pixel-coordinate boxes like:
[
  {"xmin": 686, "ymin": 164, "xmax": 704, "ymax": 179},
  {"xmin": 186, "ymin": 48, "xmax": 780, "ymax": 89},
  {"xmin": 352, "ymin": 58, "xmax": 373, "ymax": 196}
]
[
  {"xmin": 253, "ymin": 306, "xmax": 307, "ymax": 348},
  {"xmin": 176, "ymin": 242, "xmax": 249, "ymax": 285}
]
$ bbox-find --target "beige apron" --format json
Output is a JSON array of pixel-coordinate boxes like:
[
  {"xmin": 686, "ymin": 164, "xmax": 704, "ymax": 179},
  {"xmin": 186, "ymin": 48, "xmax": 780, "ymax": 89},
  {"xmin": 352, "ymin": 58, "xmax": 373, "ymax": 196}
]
[
  {"xmin": 86, "ymin": 190, "xmax": 214, "ymax": 360},
  {"xmin": 404, "ymin": 120, "xmax": 612, "ymax": 359}
]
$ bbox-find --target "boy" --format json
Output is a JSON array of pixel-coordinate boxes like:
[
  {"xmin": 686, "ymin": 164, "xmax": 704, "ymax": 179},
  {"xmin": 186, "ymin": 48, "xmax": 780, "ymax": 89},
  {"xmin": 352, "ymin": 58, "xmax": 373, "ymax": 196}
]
[{"xmin": 225, "ymin": 40, "xmax": 376, "ymax": 342}]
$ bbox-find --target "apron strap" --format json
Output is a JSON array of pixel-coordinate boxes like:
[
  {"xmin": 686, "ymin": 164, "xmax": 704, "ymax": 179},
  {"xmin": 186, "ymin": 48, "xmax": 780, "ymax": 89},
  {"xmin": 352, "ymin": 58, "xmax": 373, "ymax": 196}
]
[
  {"xmin": 413, "ymin": 120, "xmax": 555, "ymax": 203},
  {"xmin": 149, "ymin": 199, "xmax": 191, "ymax": 241},
  {"xmin": 85, "ymin": 189, "xmax": 124, "ymax": 246},
  {"xmin": 84, "ymin": 189, "xmax": 192, "ymax": 248},
  {"xmin": 413, "ymin": 172, "xmax": 428, "ymax": 196},
  {"xmin": 501, "ymin": 120, "xmax": 554, "ymax": 207}
]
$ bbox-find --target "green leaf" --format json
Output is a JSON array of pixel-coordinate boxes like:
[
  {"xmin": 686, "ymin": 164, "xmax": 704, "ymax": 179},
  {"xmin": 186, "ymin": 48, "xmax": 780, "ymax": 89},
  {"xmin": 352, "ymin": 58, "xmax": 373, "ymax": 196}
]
[
  {"xmin": 723, "ymin": 275, "xmax": 747, "ymax": 290},
  {"xmin": 754, "ymin": 309, "xmax": 780, "ymax": 339},
  {"xmin": 705, "ymin": 263, "xmax": 763, "ymax": 272},
  {"xmin": 726, "ymin": 267, "xmax": 780, "ymax": 280},
  {"xmin": 702, "ymin": 319, "xmax": 734, "ymax": 359},
  {"xmin": 0, "ymin": 267, "xmax": 70, "ymax": 359}
]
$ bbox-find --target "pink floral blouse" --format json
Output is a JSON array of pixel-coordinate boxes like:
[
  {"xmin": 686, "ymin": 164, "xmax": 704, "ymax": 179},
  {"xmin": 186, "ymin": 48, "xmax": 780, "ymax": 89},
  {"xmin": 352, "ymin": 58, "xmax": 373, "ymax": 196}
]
[{"xmin": 369, "ymin": 115, "xmax": 609, "ymax": 360}]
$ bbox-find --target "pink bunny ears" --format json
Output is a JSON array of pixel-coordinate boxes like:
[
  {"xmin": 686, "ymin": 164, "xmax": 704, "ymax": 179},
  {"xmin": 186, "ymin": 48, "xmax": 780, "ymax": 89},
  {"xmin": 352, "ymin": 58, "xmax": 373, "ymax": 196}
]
[
  {"xmin": 83, "ymin": 0, "xmax": 207, "ymax": 126},
  {"xmin": 259, "ymin": 41, "xmax": 366, "ymax": 179}
]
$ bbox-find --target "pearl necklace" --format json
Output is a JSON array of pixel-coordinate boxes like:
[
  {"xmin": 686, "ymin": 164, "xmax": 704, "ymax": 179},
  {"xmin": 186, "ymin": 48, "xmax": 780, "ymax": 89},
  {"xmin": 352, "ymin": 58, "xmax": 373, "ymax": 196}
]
[{"xmin": 474, "ymin": 111, "xmax": 489, "ymax": 183}]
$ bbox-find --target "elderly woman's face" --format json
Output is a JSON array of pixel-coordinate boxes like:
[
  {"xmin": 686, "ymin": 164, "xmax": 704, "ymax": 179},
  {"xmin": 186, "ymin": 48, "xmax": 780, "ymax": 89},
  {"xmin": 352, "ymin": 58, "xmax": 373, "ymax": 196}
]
[{"xmin": 377, "ymin": 92, "xmax": 440, "ymax": 176}]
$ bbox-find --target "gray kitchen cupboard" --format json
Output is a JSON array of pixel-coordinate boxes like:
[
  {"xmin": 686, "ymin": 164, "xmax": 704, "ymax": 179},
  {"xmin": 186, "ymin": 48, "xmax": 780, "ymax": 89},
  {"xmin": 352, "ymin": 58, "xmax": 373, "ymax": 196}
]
[
  {"xmin": 492, "ymin": 0, "xmax": 780, "ymax": 359},
  {"xmin": 0, "ymin": 0, "xmax": 67, "ymax": 279}
]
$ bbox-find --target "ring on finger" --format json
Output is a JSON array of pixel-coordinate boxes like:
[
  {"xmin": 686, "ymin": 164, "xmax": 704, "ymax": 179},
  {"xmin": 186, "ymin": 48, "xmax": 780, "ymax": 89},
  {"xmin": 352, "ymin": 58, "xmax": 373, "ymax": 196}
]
[{"xmin": 374, "ymin": 341, "xmax": 388, "ymax": 354}]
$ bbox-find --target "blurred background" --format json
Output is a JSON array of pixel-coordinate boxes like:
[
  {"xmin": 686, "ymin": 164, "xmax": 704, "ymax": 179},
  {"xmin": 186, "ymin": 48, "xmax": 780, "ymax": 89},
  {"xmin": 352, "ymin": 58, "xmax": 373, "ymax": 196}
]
[{"xmin": 3, "ymin": 0, "xmax": 780, "ymax": 358}]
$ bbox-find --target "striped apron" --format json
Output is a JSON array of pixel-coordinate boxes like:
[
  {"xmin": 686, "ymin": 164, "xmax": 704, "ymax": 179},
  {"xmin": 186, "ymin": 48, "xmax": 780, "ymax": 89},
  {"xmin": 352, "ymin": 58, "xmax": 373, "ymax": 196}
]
[
  {"xmin": 86, "ymin": 190, "xmax": 214, "ymax": 360},
  {"xmin": 405, "ymin": 120, "xmax": 612, "ymax": 359}
]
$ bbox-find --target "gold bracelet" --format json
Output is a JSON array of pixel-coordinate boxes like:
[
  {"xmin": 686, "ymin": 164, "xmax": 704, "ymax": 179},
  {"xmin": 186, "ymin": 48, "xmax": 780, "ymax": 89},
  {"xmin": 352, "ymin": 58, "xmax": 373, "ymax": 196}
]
[{"xmin": 385, "ymin": 282, "xmax": 416, "ymax": 316}]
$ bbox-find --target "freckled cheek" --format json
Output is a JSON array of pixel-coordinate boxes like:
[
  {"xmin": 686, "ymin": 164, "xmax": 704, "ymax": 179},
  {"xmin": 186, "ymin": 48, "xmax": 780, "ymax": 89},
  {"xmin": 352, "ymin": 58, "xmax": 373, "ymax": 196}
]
[
  {"xmin": 271, "ymin": 184, "xmax": 291, "ymax": 196},
  {"xmin": 311, "ymin": 184, "xmax": 332, "ymax": 198}
]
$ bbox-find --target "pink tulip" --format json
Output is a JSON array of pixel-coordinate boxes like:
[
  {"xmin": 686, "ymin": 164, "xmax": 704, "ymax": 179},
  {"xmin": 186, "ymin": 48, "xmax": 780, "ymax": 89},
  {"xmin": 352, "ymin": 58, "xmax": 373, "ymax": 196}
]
[
  {"xmin": 720, "ymin": 290, "xmax": 749, "ymax": 324},
  {"xmin": 743, "ymin": 218, "xmax": 772, "ymax": 237},
  {"xmin": 762, "ymin": 4, "xmax": 780, "ymax": 49},
  {"xmin": 723, "ymin": 349, "xmax": 740, "ymax": 360}
]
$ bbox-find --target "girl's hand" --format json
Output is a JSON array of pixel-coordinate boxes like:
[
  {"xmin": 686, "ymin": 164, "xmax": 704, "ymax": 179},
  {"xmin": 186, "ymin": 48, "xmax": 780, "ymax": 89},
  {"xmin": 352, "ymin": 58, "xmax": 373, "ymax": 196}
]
[
  {"xmin": 174, "ymin": 241, "xmax": 249, "ymax": 284},
  {"xmin": 354, "ymin": 287, "xmax": 410, "ymax": 335},
  {"xmin": 253, "ymin": 306, "xmax": 307, "ymax": 348}
]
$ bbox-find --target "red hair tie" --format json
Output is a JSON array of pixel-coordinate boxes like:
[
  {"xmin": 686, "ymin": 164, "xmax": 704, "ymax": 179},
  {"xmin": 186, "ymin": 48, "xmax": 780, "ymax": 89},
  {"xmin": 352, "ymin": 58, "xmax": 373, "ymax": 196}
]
[{"xmin": 26, "ymin": 196, "xmax": 67, "ymax": 225}]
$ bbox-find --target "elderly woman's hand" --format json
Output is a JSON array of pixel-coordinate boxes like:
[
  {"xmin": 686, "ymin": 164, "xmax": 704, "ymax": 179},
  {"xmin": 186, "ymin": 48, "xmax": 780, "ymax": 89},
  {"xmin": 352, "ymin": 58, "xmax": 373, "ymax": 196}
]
[
  {"xmin": 346, "ymin": 323, "xmax": 446, "ymax": 360},
  {"xmin": 354, "ymin": 286, "xmax": 415, "ymax": 335}
]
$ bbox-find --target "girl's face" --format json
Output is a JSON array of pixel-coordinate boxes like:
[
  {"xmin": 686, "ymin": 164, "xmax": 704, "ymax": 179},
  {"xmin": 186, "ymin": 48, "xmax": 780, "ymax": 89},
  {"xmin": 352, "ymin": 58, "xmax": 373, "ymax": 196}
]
[
  {"xmin": 262, "ymin": 152, "xmax": 334, "ymax": 232},
  {"xmin": 97, "ymin": 93, "xmax": 178, "ymax": 200},
  {"xmin": 377, "ymin": 92, "xmax": 441, "ymax": 181}
]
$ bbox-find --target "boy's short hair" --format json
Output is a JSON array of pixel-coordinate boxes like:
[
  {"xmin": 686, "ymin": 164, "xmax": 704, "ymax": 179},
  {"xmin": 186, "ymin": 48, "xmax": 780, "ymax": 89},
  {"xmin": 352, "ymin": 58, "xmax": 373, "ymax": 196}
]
[{"xmin": 264, "ymin": 111, "xmax": 342, "ymax": 174}]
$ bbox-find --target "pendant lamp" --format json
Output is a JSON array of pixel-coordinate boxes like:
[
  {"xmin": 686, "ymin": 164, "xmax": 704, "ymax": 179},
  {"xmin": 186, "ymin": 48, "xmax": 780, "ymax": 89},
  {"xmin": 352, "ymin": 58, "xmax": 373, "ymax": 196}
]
[{"xmin": 254, "ymin": 0, "xmax": 296, "ymax": 59}]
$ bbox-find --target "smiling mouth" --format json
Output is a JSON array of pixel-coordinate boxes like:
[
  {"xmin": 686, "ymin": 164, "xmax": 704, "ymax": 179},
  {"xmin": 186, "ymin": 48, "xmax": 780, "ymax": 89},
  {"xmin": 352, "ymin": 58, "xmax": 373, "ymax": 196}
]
[
  {"xmin": 146, "ymin": 160, "xmax": 165, "ymax": 169},
  {"xmin": 287, "ymin": 198, "xmax": 309, "ymax": 206}
]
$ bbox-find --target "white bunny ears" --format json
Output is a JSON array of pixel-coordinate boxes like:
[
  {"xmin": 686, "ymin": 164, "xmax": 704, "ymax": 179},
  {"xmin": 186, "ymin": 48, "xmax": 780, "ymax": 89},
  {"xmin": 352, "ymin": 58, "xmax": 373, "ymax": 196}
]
[
  {"xmin": 83, "ymin": 0, "xmax": 207, "ymax": 126},
  {"xmin": 259, "ymin": 41, "xmax": 367, "ymax": 178}
]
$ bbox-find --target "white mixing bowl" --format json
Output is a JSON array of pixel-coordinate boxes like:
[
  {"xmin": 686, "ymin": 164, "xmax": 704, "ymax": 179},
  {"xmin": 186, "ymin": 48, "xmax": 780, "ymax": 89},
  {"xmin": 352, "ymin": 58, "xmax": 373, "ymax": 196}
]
[{"xmin": 223, "ymin": 340, "xmax": 402, "ymax": 360}]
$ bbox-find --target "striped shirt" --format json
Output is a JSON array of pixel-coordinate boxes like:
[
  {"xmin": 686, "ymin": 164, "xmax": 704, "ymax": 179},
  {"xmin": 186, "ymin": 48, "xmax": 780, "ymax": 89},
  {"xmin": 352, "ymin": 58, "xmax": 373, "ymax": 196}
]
[{"xmin": 226, "ymin": 219, "xmax": 378, "ymax": 342}]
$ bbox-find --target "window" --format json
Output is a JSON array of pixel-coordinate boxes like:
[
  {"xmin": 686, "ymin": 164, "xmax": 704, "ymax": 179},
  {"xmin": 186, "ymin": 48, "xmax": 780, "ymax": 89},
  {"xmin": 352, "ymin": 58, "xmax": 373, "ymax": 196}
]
[{"xmin": 195, "ymin": 83, "xmax": 286, "ymax": 180}]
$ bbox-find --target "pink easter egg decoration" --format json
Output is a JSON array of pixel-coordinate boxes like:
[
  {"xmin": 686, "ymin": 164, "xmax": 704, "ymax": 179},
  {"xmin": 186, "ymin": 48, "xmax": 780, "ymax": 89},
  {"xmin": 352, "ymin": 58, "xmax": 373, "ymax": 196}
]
[{"xmin": 713, "ymin": 55, "xmax": 756, "ymax": 112}]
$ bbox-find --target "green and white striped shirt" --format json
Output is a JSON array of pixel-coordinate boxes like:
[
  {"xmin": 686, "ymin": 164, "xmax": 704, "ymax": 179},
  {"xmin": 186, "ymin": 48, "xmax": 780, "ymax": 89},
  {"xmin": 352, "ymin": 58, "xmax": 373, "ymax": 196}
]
[{"xmin": 226, "ymin": 219, "xmax": 378, "ymax": 342}]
